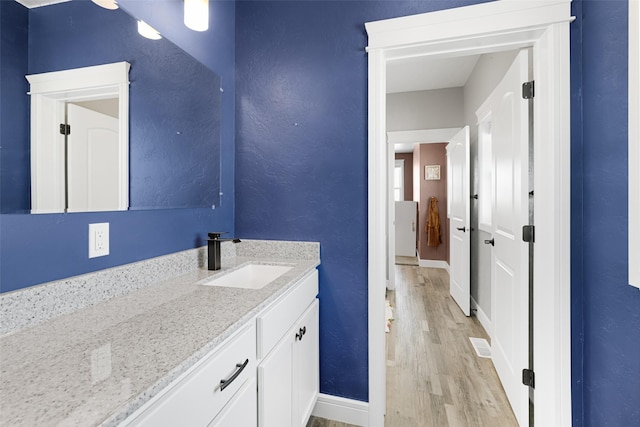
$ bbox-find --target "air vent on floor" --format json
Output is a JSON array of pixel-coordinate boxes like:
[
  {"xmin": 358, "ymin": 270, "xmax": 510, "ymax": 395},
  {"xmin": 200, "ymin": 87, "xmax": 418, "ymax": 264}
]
[{"xmin": 469, "ymin": 337, "xmax": 492, "ymax": 359}]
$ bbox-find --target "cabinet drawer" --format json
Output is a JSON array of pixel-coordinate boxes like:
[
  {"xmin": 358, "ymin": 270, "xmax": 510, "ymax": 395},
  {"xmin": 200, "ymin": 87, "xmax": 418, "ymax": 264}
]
[
  {"xmin": 125, "ymin": 323, "xmax": 256, "ymax": 427},
  {"xmin": 208, "ymin": 377, "xmax": 257, "ymax": 427},
  {"xmin": 257, "ymin": 269, "xmax": 318, "ymax": 359}
]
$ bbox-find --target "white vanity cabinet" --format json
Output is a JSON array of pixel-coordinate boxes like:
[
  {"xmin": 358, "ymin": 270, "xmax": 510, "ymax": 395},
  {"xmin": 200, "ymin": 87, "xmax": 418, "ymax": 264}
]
[
  {"xmin": 257, "ymin": 270, "xmax": 319, "ymax": 427},
  {"xmin": 122, "ymin": 323, "xmax": 257, "ymax": 427},
  {"xmin": 121, "ymin": 268, "xmax": 319, "ymax": 427}
]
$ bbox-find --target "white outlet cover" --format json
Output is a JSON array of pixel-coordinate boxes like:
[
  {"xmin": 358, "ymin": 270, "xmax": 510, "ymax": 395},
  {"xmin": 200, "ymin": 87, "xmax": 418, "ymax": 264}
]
[{"xmin": 89, "ymin": 223, "xmax": 109, "ymax": 258}]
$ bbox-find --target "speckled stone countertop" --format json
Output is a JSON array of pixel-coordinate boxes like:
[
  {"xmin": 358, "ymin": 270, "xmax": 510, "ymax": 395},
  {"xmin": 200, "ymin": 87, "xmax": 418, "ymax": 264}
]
[{"xmin": 0, "ymin": 240, "xmax": 319, "ymax": 427}]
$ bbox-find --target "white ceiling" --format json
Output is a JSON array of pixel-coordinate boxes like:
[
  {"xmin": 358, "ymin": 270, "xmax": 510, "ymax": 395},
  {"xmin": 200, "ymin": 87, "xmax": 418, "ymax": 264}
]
[{"xmin": 386, "ymin": 55, "xmax": 480, "ymax": 94}]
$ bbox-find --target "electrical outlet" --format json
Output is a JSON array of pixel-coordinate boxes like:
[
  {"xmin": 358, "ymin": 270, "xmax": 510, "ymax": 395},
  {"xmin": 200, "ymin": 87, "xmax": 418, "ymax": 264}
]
[{"xmin": 89, "ymin": 223, "xmax": 109, "ymax": 258}]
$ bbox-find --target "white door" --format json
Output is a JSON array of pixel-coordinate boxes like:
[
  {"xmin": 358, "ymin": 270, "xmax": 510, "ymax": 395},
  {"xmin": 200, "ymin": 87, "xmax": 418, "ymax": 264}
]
[
  {"xmin": 67, "ymin": 103, "xmax": 119, "ymax": 212},
  {"xmin": 489, "ymin": 49, "xmax": 531, "ymax": 427},
  {"xmin": 395, "ymin": 201, "xmax": 417, "ymax": 257},
  {"xmin": 448, "ymin": 126, "xmax": 471, "ymax": 316}
]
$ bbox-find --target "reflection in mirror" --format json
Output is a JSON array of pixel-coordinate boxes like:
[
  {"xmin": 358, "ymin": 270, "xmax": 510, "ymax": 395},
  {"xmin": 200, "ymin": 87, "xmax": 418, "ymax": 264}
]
[
  {"xmin": 67, "ymin": 102, "xmax": 120, "ymax": 212},
  {"xmin": 26, "ymin": 61, "xmax": 130, "ymax": 214},
  {"xmin": 0, "ymin": 0, "xmax": 221, "ymax": 213}
]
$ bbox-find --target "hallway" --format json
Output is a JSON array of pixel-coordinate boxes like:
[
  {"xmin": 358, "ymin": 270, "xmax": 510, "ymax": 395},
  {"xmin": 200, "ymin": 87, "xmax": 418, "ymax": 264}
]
[{"xmin": 308, "ymin": 265, "xmax": 518, "ymax": 427}]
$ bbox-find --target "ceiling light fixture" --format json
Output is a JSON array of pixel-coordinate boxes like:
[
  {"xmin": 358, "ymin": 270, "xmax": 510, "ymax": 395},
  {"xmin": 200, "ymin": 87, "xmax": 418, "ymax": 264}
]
[
  {"xmin": 91, "ymin": 0, "xmax": 118, "ymax": 10},
  {"xmin": 137, "ymin": 20, "xmax": 162, "ymax": 40},
  {"xmin": 184, "ymin": 0, "xmax": 209, "ymax": 32}
]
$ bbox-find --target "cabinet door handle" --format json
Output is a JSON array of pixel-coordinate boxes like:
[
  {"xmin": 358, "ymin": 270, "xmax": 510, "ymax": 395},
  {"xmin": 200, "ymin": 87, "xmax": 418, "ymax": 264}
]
[{"xmin": 219, "ymin": 359, "xmax": 249, "ymax": 391}]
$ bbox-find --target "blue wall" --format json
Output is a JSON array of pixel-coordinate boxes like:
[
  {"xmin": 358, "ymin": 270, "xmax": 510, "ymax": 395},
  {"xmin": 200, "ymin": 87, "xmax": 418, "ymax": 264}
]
[
  {"xmin": 235, "ymin": 0, "xmax": 640, "ymax": 422},
  {"xmin": 119, "ymin": 0, "xmax": 236, "ymax": 212},
  {"xmin": 578, "ymin": 0, "xmax": 640, "ymax": 425},
  {"xmin": 234, "ymin": 0, "xmax": 490, "ymax": 402},
  {"xmin": 570, "ymin": 0, "xmax": 585, "ymax": 424},
  {"xmin": 0, "ymin": 1, "xmax": 30, "ymax": 213},
  {"xmin": 0, "ymin": 0, "xmax": 236, "ymax": 292}
]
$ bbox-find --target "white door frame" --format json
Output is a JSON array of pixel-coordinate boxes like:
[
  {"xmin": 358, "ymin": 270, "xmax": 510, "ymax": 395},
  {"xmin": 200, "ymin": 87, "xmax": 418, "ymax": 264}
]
[
  {"xmin": 387, "ymin": 142, "xmax": 396, "ymax": 291},
  {"xmin": 366, "ymin": 2, "xmax": 572, "ymax": 426},
  {"xmin": 26, "ymin": 61, "xmax": 130, "ymax": 214},
  {"xmin": 386, "ymin": 128, "xmax": 461, "ymax": 289}
]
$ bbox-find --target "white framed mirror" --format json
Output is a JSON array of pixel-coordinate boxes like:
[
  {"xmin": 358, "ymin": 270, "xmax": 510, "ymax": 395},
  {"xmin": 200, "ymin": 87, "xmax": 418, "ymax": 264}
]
[{"xmin": 26, "ymin": 62, "xmax": 130, "ymax": 214}]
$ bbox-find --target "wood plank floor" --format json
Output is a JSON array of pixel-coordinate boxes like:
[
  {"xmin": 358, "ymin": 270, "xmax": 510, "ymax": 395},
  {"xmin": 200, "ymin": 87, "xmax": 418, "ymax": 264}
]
[{"xmin": 307, "ymin": 265, "xmax": 518, "ymax": 427}]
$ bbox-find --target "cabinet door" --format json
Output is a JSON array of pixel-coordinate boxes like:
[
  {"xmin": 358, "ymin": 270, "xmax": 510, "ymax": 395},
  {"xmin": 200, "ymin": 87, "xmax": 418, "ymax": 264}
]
[
  {"xmin": 258, "ymin": 330, "xmax": 294, "ymax": 427},
  {"xmin": 293, "ymin": 299, "xmax": 319, "ymax": 427},
  {"xmin": 208, "ymin": 378, "xmax": 257, "ymax": 427}
]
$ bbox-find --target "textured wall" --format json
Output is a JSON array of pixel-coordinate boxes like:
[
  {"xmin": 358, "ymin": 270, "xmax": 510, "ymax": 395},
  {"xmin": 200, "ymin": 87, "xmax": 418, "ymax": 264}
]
[
  {"xmin": 0, "ymin": 0, "xmax": 235, "ymax": 292},
  {"xmin": 577, "ymin": 1, "xmax": 640, "ymax": 425},
  {"xmin": 234, "ymin": 0, "xmax": 487, "ymax": 401},
  {"xmin": 416, "ymin": 143, "xmax": 449, "ymax": 262},
  {"xmin": 119, "ymin": 0, "xmax": 237, "ymax": 213},
  {"xmin": 570, "ymin": 1, "xmax": 585, "ymax": 423},
  {"xmin": 387, "ymin": 87, "xmax": 465, "ymax": 131},
  {"xmin": 0, "ymin": 1, "xmax": 30, "ymax": 213}
]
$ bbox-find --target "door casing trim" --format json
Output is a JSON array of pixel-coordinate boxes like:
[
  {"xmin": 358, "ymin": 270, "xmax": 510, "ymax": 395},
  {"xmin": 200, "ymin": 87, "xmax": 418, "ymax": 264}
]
[{"xmin": 365, "ymin": 1, "xmax": 573, "ymax": 426}]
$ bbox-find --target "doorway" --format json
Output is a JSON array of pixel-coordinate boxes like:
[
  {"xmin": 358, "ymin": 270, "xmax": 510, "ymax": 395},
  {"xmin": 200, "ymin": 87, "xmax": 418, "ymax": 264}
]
[
  {"xmin": 366, "ymin": 2, "xmax": 572, "ymax": 427},
  {"xmin": 26, "ymin": 61, "xmax": 130, "ymax": 214}
]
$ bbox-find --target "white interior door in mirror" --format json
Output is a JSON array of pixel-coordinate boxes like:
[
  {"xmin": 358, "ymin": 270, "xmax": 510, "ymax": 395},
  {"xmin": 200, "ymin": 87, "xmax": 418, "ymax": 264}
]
[
  {"xmin": 67, "ymin": 103, "xmax": 120, "ymax": 212},
  {"xmin": 27, "ymin": 61, "xmax": 130, "ymax": 214}
]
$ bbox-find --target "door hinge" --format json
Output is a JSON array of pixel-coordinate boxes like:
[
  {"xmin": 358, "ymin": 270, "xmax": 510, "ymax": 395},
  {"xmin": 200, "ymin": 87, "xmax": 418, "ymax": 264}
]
[
  {"xmin": 522, "ymin": 81, "xmax": 535, "ymax": 99},
  {"xmin": 522, "ymin": 368, "xmax": 535, "ymax": 388},
  {"xmin": 59, "ymin": 124, "xmax": 71, "ymax": 135},
  {"xmin": 522, "ymin": 225, "xmax": 535, "ymax": 243}
]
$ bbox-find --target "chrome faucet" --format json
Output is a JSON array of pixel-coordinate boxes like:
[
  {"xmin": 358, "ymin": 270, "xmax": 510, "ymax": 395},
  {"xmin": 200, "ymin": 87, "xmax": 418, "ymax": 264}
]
[{"xmin": 207, "ymin": 232, "xmax": 241, "ymax": 270}]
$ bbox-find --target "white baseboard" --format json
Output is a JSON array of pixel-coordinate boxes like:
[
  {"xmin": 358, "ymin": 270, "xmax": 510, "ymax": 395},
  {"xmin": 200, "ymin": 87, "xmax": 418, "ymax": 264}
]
[
  {"xmin": 311, "ymin": 393, "xmax": 369, "ymax": 426},
  {"xmin": 471, "ymin": 296, "xmax": 492, "ymax": 339},
  {"xmin": 418, "ymin": 259, "xmax": 450, "ymax": 272}
]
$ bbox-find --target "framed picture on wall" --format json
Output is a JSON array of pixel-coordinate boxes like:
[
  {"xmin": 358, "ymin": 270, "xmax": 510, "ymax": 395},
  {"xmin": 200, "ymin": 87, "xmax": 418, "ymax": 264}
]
[{"xmin": 425, "ymin": 165, "xmax": 441, "ymax": 180}]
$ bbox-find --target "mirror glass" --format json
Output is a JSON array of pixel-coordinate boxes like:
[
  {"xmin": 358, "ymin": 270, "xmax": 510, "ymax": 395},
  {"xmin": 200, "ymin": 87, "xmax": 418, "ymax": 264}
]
[{"xmin": 0, "ymin": 0, "xmax": 221, "ymax": 213}]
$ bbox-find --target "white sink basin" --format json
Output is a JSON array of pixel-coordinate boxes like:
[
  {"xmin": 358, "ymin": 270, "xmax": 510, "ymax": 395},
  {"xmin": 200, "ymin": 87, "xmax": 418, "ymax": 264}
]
[{"xmin": 200, "ymin": 264, "xmax": 293, "ymax": 290}]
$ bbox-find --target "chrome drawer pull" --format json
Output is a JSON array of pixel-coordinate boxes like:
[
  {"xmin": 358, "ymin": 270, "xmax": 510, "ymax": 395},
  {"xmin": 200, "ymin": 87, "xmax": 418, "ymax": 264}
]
[{"xmin": 219, "ymin": 359, "xmax": 249, "ymax": 391}]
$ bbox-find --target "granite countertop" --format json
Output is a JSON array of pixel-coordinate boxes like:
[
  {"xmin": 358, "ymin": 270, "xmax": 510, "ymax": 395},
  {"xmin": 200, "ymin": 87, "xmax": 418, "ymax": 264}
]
[{"xmin": 0, "ymin": 251, "xmax": 319, "ymax": 427}]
